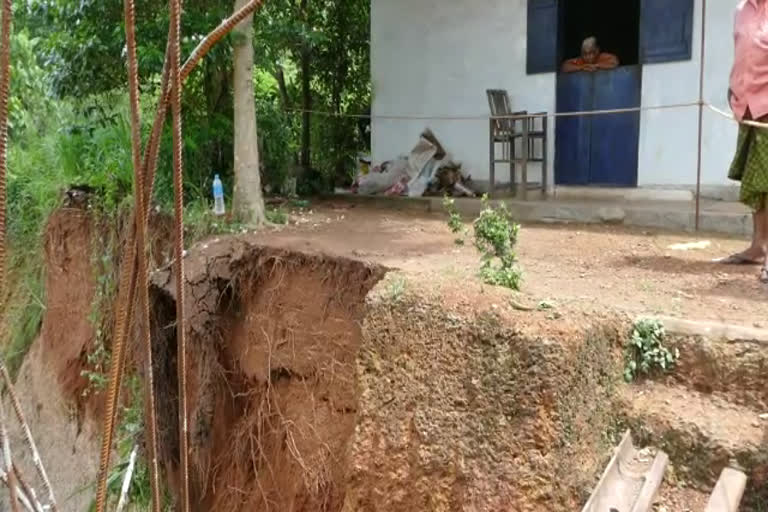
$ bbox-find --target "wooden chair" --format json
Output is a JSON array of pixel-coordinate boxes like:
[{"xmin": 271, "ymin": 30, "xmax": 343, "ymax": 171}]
[{"xmin": 487, "ymin": 89, "xmax": 548, "ymax": 199}]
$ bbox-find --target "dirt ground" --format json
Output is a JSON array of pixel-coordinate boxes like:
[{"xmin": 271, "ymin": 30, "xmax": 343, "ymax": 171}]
[{"xmin": 241, "ymin": 200, "xmax": 767, "ymax": 328}]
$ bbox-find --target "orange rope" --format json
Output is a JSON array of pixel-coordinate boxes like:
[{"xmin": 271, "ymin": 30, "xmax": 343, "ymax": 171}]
[
  {"xmin": 168, "ymin": 0, "xmax": 191, "ymax": 508},
  {"xmin": 94, "ymin": 2, "xmax": 267, "ymax": 508},
  {"xmin": 0, "ymin": 0, "xmax": 18, "ymax": 509},
  {"xmin": 121, "ymin": 0, "xmax": 163, "ymax": 508}
]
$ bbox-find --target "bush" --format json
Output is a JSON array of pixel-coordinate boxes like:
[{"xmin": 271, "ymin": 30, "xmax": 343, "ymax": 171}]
[
  {"xmin": 473, "ymin": 196, "xmax": 522, "ymax": 290},
  {"xmin": 442, "ymin": 196, "xmax": 467, "ymax": 245},
  {"xmin": 623, "ymin": 319, "xmax": 679, "ymax": 382}
]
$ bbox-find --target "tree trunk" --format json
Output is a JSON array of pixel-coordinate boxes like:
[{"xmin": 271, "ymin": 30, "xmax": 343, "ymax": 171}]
[
  {"xmin": 232, "ymin": 0, "xmax": 266, "ymax": 225},
  {"xmin": 274, "ymin": 65, "xmax": 291, "ymax": 110},
  {"xmin": 300, "ymin": 48, "xmax": 312, "ymax": 171}
]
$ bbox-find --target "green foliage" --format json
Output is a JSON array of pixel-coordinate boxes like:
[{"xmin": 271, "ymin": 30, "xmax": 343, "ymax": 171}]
[
  {"xmin": 383, "ymin": 274, "xmax": 407, "ymax": 303},
  {"xmin": 442, "ymin": 196, "xmax": 467, "ymax": 245},
  {"xmin": 24, "ymin": 0, "xmax": 372, "ymax": 198},
  {"xmin": 4, "ymin": 266, "xmax": 45, "ymax": 378},
  {"xmin": 81, "ymin": 215, "xmax": 119, "ymax": 396},
  {"xmin": 183, "ymin": 200, "xmax": 247, "ymax": 245},
  {"xmin": 8, "ymin": 30, "xmax": 55, "ymax": 136},
  {"xmin": 109, "ymin": 376, "xmax": 153, "ymax": 508},
  {"xmin": 254, "ymin": 70, "xmax": 298, "ymax": 191},
  {"xmin": 86, "ymin": 375, "xmax": 171, "ymax": 511},
  {"xmin": 265, "ymin": 207, "xmax": 288, "ymax": 225},
  {"xmin": 623, "ymin": 319, "xmax": 679, "ymax": 382},
  {"xmin": 473, "ymin": 196, "xmax": 522, "ymax": 290}
]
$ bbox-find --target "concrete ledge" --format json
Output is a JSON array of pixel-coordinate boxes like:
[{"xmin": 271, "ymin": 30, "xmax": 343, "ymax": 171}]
[
  {"xmin": 554, "ymin": 186, "xmax": 694, "ymax": 202},
  {"xmin": 642, "ymin": 315, "xmax": 768, "ymax": 344},
  {"xmin": 326, "ymin": 194, "xmax": 752, "ymax": 237}
]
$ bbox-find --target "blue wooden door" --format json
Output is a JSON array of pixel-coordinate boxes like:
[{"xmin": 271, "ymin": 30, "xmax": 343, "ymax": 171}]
[
  {"xmin": 528, "ymin": 0, "xmax": 694, "ymax": 187},
  {"xmin": 589, "ymin": 66, "xmax": 641, "ymax": 186},
  {"xmin": 555, "ymin": 73, "xmax": 592, "ymax": 185},
  {"xmin": 555, "ymin": 68, "xmax": 641, "ymax": 187}
]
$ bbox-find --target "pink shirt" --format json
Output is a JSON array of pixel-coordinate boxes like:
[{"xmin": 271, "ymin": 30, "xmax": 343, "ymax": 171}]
[{"xmin": 730, "ymin": 0, "xmax": 768, "ymax": 121}]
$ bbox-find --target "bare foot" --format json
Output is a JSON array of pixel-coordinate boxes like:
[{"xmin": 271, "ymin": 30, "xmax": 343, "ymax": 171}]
[{"xmin": 716, "ymin": 248, "xmax": 765, "ymax": 265}]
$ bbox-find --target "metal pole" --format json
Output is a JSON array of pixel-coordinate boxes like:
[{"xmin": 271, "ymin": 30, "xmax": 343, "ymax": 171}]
[{"xmin": 695, "ymin": 0, "xmax": 707, "ymax": 231}]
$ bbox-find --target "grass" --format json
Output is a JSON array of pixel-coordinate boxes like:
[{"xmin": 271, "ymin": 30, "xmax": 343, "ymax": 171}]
[
  {"xmin": 4, "ymin": 265, "xmax": 45, "ymax": 378},
  {"xmin": 266, "ymin": 206, "xmax": 289, "ymax": 225},
  {"xmin": 383, "ymin": 274, "xmax": 407, "ymax": 302}
]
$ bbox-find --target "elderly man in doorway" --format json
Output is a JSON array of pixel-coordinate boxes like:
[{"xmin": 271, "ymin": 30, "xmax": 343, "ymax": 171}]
[
  {"xmin": 561, "ymin": 36, "xmax": 619, "ymax": 73},
  {"xmin": 719, "ymin": 0, "xmax": 768, "ymax": 282}
]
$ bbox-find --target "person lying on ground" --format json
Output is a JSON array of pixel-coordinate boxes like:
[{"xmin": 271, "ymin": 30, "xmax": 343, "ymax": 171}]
[
  {"xmin": 561, "ymin": 36, "xmax": 619, "ymax": 73},
  {"xmin": 718, "ymin": 0, "xmax": 768, "ymax": 284}
]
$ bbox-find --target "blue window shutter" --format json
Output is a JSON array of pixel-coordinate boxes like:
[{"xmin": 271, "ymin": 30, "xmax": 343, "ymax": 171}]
[
  {"xmin": 640, "ymin": 0, "xmax": 695, "ymax": 64},
  {"xmin": 527, "ymin": 0, "xmax": 558, "ymax": 74}
]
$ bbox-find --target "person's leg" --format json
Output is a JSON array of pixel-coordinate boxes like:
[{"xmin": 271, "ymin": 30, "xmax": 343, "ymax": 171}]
[
  {"xmin": 719, "ymin": 124, "xmax": 762, "ymax": 263},
  {"xmin": 757, "ymin": 205, "xmax": 768, "ymax": 254},
  {"xmin": 719, "ymin": 212, "xmax": 763, "ymax": 263},
  {"xmin": 758, "ymin": 199, "xmax": 768, "ymax": 282},
  {"xmin": 744, "ymin": 211, "xmax": 765, "ymax": 259}
]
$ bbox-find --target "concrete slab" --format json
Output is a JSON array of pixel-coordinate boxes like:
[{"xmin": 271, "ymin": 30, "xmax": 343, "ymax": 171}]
[
  {"xmin": 554, "ymin": 186, "xmax": 695, "ymax": 202},
  {"xmin": 639, "ymin": 315, "xmax": 768, "ymax": 344},
  {"xmin": 582, "ymin": 430, "xmax": 668, "ymax": 512},
  {"xmin": 705, "ymin": 468, "xmax": 747, "ymax": 512},
  {"xmin": 329, "ymin": 193, "xmax": 752, "ymax": 237}
]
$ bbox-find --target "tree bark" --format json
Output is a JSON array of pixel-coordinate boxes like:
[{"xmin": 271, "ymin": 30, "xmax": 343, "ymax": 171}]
[
  {"xmin": 299, "ymin": 0, "xmax": 311, "ymax": 171},
  {"xmin": 300, "ymin": 48, "xmax": 312, "ymax": 171},
  {"xmin": 232, "ymin": 0, "xmax": 266, "ymax": 225},
  {"xmin": 274, "ymin": 65, "xmax": 291, "ymax": 110}
]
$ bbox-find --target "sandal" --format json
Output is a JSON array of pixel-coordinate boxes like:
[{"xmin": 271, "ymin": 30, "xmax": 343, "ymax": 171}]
[{"xmin": 714, "ymin": 253, "xmax": 763, "ymax": 265}]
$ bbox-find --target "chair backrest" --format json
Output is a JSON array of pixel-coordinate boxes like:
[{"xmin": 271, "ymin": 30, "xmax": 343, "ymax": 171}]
[{"xmin": 486, "ymin": 89, "xmax": 525, "ymax": 135}]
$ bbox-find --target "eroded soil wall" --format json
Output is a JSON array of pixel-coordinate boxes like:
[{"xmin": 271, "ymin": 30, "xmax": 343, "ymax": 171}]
[
  {"xmin": 344, "ymin": 297, "xmax": 624, "ymax": 511},
  {"xmin": 150, "ymin": 240, "xmax": 385, "ymax": 510},
  {"xmin": 151, "ymin": 235, "xmax": 626, "ymax": 511}
]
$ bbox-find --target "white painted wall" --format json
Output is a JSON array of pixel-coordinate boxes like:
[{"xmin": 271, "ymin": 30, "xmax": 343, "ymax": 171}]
[
  {"xmin": 371, "ymin": 0, "xmax": 738, "ymax": 190},
  {"xmin": 371, "ymin": 0, "xmax": 555, "ymax": 189},
  {"xmin": 637, "ymin": 0, "xmax": 737, "ymax": 188}
]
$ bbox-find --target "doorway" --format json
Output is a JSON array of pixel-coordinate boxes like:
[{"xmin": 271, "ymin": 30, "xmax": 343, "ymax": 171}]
[{"xmin": 555, "ymin": 0, "xmax": 642, "ymax": 187}]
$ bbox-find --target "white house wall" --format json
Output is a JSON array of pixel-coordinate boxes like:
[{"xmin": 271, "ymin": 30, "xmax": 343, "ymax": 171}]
[
  {"xmin": 371, "ymin": 0, "xmax": 738, "ymax": 190},
  {"xmin": 638, "ymin": 0, "xmax": 736, "ymax": 188},
  {"xmin": 371, "ymin": 0, "xmax": 555, "ymax": 189}
]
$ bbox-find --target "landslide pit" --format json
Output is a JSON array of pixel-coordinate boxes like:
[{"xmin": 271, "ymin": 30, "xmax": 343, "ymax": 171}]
[{"xmin": 3, "ymin": 206, "xmax": 629, "ymax": 511}]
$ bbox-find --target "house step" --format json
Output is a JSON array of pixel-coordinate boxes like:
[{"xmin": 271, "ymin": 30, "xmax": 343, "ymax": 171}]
[
  {"xmin": 554, "ymin": 186, "xmax": 695, "ymax": 202},
  {"xmin": 619, "ymin": 381, "xmax": 768, "ymax": 499},
  {"xmin": 326, "ymin": 193, "xmax": 753, "ymax": 236}
]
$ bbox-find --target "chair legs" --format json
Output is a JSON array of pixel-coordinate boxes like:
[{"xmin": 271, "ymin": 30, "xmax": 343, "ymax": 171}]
[
  {"xmin": 489, "ymin": 116, "xmax": 548, "ymax": 200},
  {"xmin": 489, "ymin": 119, "xmax": 496, "ymax": 198}
]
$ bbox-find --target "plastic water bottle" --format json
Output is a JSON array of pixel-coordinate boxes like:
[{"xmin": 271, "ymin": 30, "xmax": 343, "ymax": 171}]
[{"xmin": 212, "ymin": 174, "xmax": 225, "ymax": 216}]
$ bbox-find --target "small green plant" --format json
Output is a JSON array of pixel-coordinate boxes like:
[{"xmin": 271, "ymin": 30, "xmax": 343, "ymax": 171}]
[
  {"xmin": 266, "ymin": 207, "xmax": 289, "ymax": 225},
  {"xmin": 81, "ymin": 342, "xmax": 110, "ymax": 394},
  {"xmin": 537, "ymin": 300, "xmax": 554, "ymax": 311},
  {"xmin": 106, "ymin": 376, "xmax": 155, "ymax": 509},
  {"xmin": 623, "ymin": 319, "xmax": 679, "ymax": 382},
  {"xmin": 81, "ymin": 210, "xmax": 118, "ymax": 396},
  {"xmin": 383, "ymin": 274, "xmax": 407, "ymax": 302},
  {"xmin": 442, "ymin": 196, "xmax": 467, "ymax": 245},
  {"xmin": 473, "ymin": 196, "xmax": 522, "ymax": 290}
]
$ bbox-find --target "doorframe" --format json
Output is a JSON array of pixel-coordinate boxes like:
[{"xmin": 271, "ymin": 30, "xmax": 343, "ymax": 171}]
[{"xmin": 553, "ymin": 0, "xmax": 643, "ymax": 188}]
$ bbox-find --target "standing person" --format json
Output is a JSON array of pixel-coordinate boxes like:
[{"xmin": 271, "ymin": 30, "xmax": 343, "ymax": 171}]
[{"xmin": 720, "ymin": 0, "xmax": 768, "ymax": 282}]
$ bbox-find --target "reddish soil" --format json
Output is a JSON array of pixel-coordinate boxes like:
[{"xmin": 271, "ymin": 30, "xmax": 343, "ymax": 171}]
[
  {"xmin": 242, "ymin": 201, "xmax": 767, "ymax": 327},
  {"xmin": 9, "ymin": 200, "xmax": 765, "ymax": 511},
  {"xmin": 150, "ymin": 241, "xmax": 384, "ymax": 511},
  {"xmin": 654, "ymin": 483, "xmax": 710, "ymax": 511},
  {"xmin": 42, "ymin": 207, "xmax": 102, "ymax": 423},
  {"xmin": 1, "ymin": 206, "xmax": 104, "ymax": 512}
]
